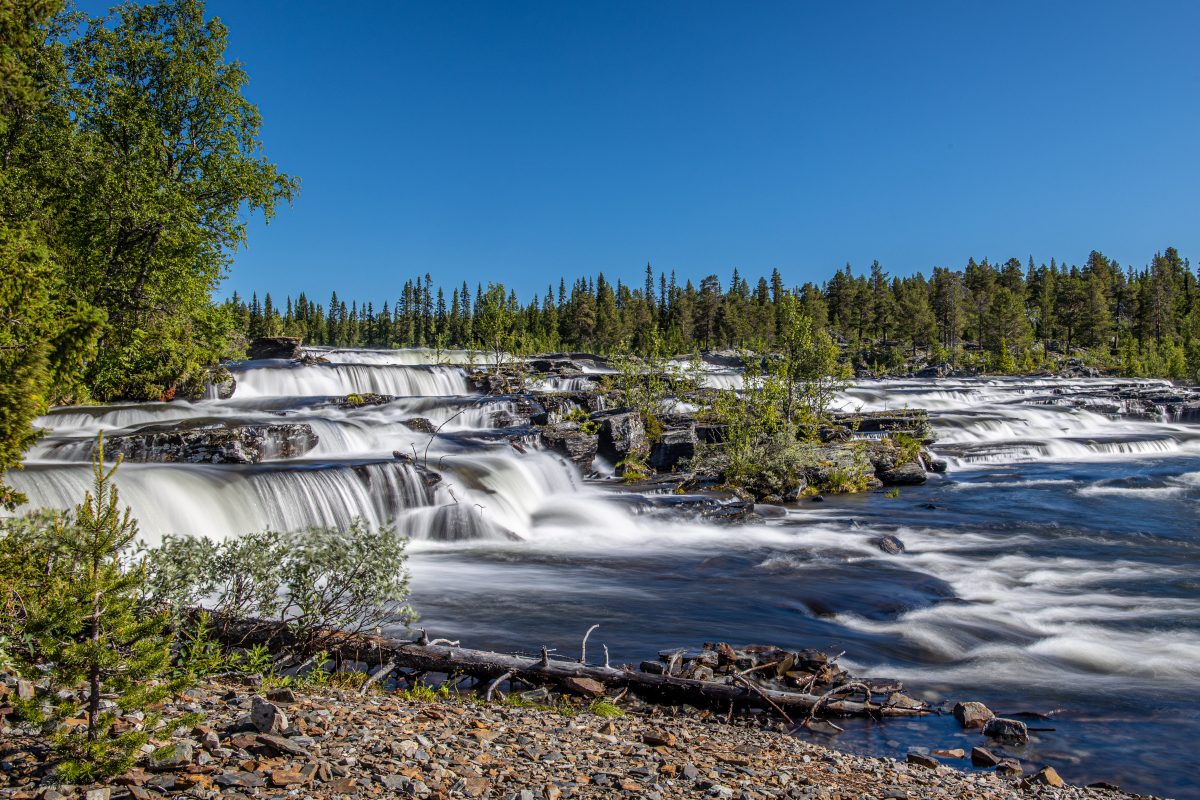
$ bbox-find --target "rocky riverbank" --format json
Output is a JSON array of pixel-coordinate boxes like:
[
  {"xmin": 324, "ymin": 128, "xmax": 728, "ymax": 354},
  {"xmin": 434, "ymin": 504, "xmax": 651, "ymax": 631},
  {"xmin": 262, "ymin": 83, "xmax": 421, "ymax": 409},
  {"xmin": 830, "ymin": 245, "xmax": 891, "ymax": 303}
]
[{"xmin": 0, "ymin": 678, "xmax": 1156, "ymax": 800}]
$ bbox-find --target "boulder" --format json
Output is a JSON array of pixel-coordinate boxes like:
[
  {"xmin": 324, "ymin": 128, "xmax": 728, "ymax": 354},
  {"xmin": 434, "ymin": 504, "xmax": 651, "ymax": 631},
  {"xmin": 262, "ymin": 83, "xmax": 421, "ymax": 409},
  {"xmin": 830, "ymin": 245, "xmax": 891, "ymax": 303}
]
[
  {"xmin": 400, "ymin": 417, "xmax": 437, "ymax": 434},
  {"xmin": 648, "ymin": 428, "xmax": 697, "ymax": 472},
  {"xmin": 983, "ymin": 716, "xmax": 1029, "ymax": 744},
  {"xmin": 247, "ymin": 337, "xmax": 303, "ymax": 360},
  {"xmin": 876, "ymin": 535, "xmax": 906, "ymax": 555},
  {"xmin": 595, "ymin": 410, "xmax": 648, "ymax": 461},
  {"xmin": 970, "ymin": 747, "xmax": 1001, "ymax": 768},
  {"xmin": 250, "ymin": 697, "xmax": 288, "ymax": 734},
  {"xmin": 953, "ymin": 701, "xmax": 995, "ymax": 729},
  {"xmin": 1027, "ymin": 766, "xmax": 1064, "ymax": 787},
  {"xmin": 877, "ymin": 460, "xmax": 928, "ymax": 486},
  {"xmin": 540, "ymin": 424, "xmax": 598, "ymax": 469},
  {"xmin": 148, "ymin": 742, "xmax": 194, "ymax": 770},
  {"xmin": 103, "ymin": 423, "xmax": 319, "ymax": 464}
]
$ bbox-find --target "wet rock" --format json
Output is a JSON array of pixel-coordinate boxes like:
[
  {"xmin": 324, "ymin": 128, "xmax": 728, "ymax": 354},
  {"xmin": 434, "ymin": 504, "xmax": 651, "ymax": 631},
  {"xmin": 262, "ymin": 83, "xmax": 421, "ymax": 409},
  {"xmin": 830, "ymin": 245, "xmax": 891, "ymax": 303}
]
[
  {"xmin": 906, "ymin": 752, "xmax": 939, "ymax": 770},
  {"xmin": 595, "ymin": 409, "xmax": 648, "ymax": 464},
  {"xmin": 246, "ymin": 336, "xmax": 303, "ymax": 360},
  {"xmin": 1027, "ymin": 766, "xmax": 1065, "ymax": 787},
  {"xmin": 400, "ymin": 416, "xmax": 437, "ymax": 434},
  {"xmin": 875, "ymin": 535, "xmax": 905, "ymax": 555},
  {"xmin": 649, "ymin": 427, "xmax": 697, "ymax": 472},
  {"xmin": 931, "ymin": 748, "xmax": 965, "ymax": 759},
  {"xmin": 104, "ymin": 423, "xmax": 318, "ymax": 464},
  {"xmin": 995, "ymin": 758, "xmax": 1024, "ymax": 777},
  {"xmin": 877, "ymin": 460, "xmax": 928, "ymax": 486},
  {"xmin": 336, "ymin": 392, "xmax": 393, "ymax": 409},
  {"xmin": 970, "ymin": 746, "xmax": 1001, "ymax": 768},
  {"xmin": 953, "ymin": 701, "xmax": 995, "ymax": 729},
  {"xmin": 983, "ymin": 716, "xmax": 1029, "ymax": 744},
  {"xmin": 540, "ymin": 424, "xmax": 598, "ymax": 469},
  {"xmin": 250, "ymin": 697, "xmax": 288, "ymax": 734}
]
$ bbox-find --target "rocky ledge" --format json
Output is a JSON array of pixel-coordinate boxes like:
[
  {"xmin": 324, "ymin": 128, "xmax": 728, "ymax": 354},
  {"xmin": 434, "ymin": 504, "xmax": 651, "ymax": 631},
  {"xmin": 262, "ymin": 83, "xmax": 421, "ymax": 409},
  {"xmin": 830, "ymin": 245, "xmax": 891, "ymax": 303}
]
[
  {"xmin": 102, "ymin": 423, "xmax": 319, "ymax": 464},
  {"xmin": 0, "ymin": 678, "xmax": 1149, "ymax": 800}
]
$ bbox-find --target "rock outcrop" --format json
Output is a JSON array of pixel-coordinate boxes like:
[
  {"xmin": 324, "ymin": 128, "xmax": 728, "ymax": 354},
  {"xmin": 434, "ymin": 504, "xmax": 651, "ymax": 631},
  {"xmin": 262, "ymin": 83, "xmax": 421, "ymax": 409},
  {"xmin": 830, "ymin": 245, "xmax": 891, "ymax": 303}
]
[{"xmin": 103, "ymin": 423, "xmax": 319, "ymax": 464}]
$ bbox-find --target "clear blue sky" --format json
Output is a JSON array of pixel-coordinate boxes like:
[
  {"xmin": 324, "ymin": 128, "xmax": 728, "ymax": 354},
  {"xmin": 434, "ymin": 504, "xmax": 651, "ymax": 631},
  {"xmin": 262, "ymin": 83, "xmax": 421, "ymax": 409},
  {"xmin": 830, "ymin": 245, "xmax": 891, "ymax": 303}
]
[{"xmin": 81, "ymin": 0, "xmax": 1200, "ymax": 301}]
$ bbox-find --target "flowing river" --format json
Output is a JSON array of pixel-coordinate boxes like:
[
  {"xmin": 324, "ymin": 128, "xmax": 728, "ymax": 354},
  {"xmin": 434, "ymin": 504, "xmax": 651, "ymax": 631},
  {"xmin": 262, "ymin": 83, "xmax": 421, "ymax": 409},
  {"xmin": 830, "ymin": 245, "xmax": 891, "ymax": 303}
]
[{"xmin": 10, "ymin": 349, "xmax": 1200, "ymax": 799}]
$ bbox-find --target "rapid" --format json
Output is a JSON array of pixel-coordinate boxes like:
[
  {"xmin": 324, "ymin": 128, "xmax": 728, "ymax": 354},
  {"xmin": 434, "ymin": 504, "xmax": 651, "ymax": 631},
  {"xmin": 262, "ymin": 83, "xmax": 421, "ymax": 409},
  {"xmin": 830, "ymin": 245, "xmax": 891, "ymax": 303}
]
[{"xmin": 10, "ymin": 350, "xmax": 1200, "ymax": 798}]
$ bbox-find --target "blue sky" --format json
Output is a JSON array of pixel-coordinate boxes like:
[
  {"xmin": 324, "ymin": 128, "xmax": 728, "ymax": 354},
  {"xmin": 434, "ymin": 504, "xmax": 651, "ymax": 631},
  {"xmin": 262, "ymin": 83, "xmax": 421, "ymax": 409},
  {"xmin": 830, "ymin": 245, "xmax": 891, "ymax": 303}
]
[{"xmin": 79, "ymin": 0, "xmax": 1200, "ymax": 301}]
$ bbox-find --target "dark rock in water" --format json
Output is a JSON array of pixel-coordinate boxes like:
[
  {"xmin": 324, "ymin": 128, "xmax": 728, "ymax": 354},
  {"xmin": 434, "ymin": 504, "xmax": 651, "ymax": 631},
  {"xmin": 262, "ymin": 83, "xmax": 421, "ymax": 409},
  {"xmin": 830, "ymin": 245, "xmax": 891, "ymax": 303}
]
[
  {"xmin": 875, "ymin": 535, "xmax": 905, "ymax": 555},
  {"xmin": 104, "ymin": 423, "xmax": 318, "ymax": 464},
  {"xmin": 540, "ymin": 424, "xmax": 598, "ymax": 469},
  {"xmin": 298, "ymin": 353, "xmax": 329, "ymax": 365},
  {"xmin": 906, "ymin": 752, "xmax": 939, "ymax": 770},
  {"xmin": 648, "ymin": 427, "xmax": 697, "ymax": 471},
  {"xmin": 921, "ymin": 454, "xmax": 948, "ymax": 473},
  {"xmin": 953, "ymin": 700, "xmax": 995, "ymax": 729},
  {"xmin": 247, "ymin": 336, "xmax": 303, "ymax": 360},
  {"xmin": 877, "ymin": 460, "xmax": 927, "ymax": 486},
  {"xmin": 594, "ymin": 409, "xmax": 648, "ymax": 464},
  {"xmin": 983, "ymin": 716, "xmax": 1029, "ymax": 744},
  {"xmin": 336, "ymin": 392, "xmax": 393, "ymax": 410},
  {"xmin": 810, "ymin": 495, "xmax": 824, "ymax": 502},
  {"xmin": 970, "ymin": 746, "xmax": 1001, "ymax": 768},
  {"xmin": 401, "ymin": 417, "xmax": 437, "ymax": 434}
]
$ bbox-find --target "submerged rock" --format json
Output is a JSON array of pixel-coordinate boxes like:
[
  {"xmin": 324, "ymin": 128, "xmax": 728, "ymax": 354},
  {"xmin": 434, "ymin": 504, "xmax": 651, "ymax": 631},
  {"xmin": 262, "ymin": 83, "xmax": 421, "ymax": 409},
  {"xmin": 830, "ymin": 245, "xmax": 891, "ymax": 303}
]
[
  {"xmin": 103, "ymin": 423, "xmax": 319, "ymax": 464},
  {"xmin": 983, "ymin": 716, "xmax": 1029, "ymax": 744}
]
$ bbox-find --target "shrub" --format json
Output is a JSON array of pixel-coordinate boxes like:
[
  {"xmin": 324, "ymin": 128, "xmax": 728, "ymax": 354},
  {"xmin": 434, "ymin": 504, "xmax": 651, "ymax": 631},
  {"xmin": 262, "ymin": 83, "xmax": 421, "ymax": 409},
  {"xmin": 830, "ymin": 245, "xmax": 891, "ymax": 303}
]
[{"xmin": 144, "ymin": 520, "xmax": 417, "ymax": 664}]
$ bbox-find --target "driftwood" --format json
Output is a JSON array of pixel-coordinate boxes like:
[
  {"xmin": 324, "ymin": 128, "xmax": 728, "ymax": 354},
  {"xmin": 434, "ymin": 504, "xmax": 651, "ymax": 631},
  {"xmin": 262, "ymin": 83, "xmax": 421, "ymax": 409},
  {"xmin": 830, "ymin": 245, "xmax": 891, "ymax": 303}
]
[{"xmin": 209, "ymin": 615, "xmax": 933, "ymax": 720}]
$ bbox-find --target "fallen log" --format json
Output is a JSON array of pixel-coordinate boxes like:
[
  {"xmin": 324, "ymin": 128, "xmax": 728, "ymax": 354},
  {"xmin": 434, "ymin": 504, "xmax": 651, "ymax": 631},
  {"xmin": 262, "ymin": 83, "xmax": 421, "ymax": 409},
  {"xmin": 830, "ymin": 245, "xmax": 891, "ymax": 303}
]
[{"xmin": 208, "ymin": 615, "xmax": 933, "ymax": 720}]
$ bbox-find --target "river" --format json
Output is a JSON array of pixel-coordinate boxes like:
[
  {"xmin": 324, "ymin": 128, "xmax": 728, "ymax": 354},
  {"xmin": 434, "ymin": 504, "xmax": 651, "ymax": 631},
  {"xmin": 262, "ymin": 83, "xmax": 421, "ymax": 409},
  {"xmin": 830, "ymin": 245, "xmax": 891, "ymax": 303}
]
[{"xmin": 11, "ymin": 349, "xmax": 1199, "ymax": 799}]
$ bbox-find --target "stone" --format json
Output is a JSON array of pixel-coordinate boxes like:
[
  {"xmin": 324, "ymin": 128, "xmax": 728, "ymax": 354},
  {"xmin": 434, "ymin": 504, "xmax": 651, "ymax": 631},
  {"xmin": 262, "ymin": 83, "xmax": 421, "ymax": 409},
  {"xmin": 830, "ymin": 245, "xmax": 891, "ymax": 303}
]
[
  {"xmin": 930, "ymin": 748, "xmax": 965, "ymax": 759},
  {"xmin": 642, "ymin": 730, "xmax": 677, "ymax": 748},
  {"xmin": 648, "ymin": 428, "xmax": 697, "ymax": 472},
  {"xmin": 540, "ymin": 424, "xmax": 598, "ymax": 469},
  {"xmin": 970, "ymin": 747, "xmax": 1001, "ymax": 768},
  {"xmin": 905, "ymin": 752, "xmax": 939, "ymax": 770},
  {"xmin": 103, "ymin": 423, "xmax": 319, "ymax": 464},
  {"xmin": 85, "ymin": 789, "xmax": 110, "ymax": 800},
  {"xmin": 595, "ymin": 409, "xmax": 648, "ymax": 463},
  {"xmin": 246, "ymin": 336, "xmax": 302, "ymax": 360},
  {"xmin": 250, "ymin": 697, "xmax": 288, "ymax": 734},
  {"xmin": 1028, "ymin": 766, "xmax": 1064, "ymax": 787},
  {"xmin": 265, "ymin": 687, "xmax": 296, "ymax": 703},
  {"xmin": 255, "ymin": 733, "xmax": 309, "ymax": 757},
  {"xmin": 400, "ymin": 417, "xmax": 437, "ymax": 434},
  {"xmin": 148, "ymin": 742, "xmax": 193, "ymax": 770},
  {"xmin": 995, "ymin": 758, "xmax": 1023, "ymax": 777},
  {"xmin": 877, "ymin": 460, "xmax": 928, "ymax": 486},
  {"xmin": 952, "ymin": 701, "xmax": 995, "ymax": 729},
  {"xmin": 875, "ymin": 535, "xmax": 905, "ymax": 555},
  {"xmin": 561, "ymin": 677, "xmax": 605, "ymax": 698},
  {"xmin": 983, "ymin": 716, "xmax": 1029, "ymax": 744}
]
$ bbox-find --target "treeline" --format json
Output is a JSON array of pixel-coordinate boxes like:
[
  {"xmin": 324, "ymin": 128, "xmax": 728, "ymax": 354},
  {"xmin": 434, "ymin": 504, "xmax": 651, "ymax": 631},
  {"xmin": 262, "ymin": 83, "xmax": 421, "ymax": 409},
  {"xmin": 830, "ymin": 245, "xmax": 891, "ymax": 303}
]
[
  {"xmin": 236, "ymin": 248, "xmax": 1200, "ymax": 379},
  {"xmin": 0, "ymin": 0, "xmax": 292, "ymax": 506}
]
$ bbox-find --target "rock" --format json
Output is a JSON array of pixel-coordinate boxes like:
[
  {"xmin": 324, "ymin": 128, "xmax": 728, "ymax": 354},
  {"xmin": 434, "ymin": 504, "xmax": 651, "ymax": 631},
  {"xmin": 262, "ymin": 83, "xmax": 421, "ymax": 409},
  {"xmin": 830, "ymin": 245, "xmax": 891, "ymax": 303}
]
[
  {"xmin": 214, "ymin": 772, "xmax": 266, "ymax": 789},
  {"xmin": 561, "ymin": 677, "xmax": 605, "ymax": 698},
  {"xmin": 246, "ymin": 336, "xmax": 303, "ymax": 360},
  {"xmin": 148, "ymin": 742, "xmax": 193, "ymax": 770},
  {"xmin": 877, "ymin": 460, "xmax": 928, "ymax": 486},
  {"xmin": 540, "ymin": 424, "xmax": 598, "ymax": 469},
  {"xmin": 875, "ymin": 535, "xmax": 905, "ymax": 555},
  {"xmin": 336, "ymin": 392, "xmax": 393, "ymax": 409},
  {"xmin": 906, "ymin": 752, "xmax": 940, "ymax": 770},
  {"xmin": 1028, "ymin": 766, "xmax": 1065, "ymax": 787},
  {"xmin": 996, "ymin": 758, "xmax": 1023, "ymax": 777},
  {"xmin": 640, "ymin": 660, "xmax": 665, "ymax": 675},
  {"xmin": 85, "ymin": 789, "xmax": 110, "ymax": 800},
  {"xmin": 400, "ymin": 417, "xmax": 437, "ymax": 434},
  {"xmin": 255, "ymin": 733, "xmax": 309, "ymax": 757},
  {"xmin": 970, "ymin": 747, "xmax": 1001, "ymax": 768},
  {"xmin": 15, "ymin": 680, "xmax": 33, "ymax": 700},
  {"xmin": 250, "ymin": 697, "xmax": 288, "ymax": 734},
  {"xmin": 104, "ymin": 423, "xmax": 318, "ymax": 464},
  {"xmin": 952, "ymin": 700, "xmax": 995, "ymax": 729},
  {"xmin": 642, "ymin": 731, "xmax": 677, "ymax": 748},
  {"xmin": 595, "ymin": 410, "xmax": 648, "ymax": 463},
  {"xmin": 265, "ymin": 687, "xmax": 296, "ymax": 703},
  {"xmin": 983, "ymin": 716, "xmax": 1029, "ymax": 744},
  {"xmin": 931, "ymin": 748, "xmax": 965, "ymax": 759},
  {"xmin": 648, "ymin": 428, "xmax": 697, "ymax": 472}
]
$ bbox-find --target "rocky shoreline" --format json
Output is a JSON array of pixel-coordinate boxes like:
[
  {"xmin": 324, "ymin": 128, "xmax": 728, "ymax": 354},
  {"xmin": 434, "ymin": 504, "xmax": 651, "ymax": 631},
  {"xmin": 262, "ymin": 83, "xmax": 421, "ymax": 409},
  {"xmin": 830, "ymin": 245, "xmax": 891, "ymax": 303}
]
[{"xmin": 0, "ymin": 677, "xmax": 1158, "ymax": 800}]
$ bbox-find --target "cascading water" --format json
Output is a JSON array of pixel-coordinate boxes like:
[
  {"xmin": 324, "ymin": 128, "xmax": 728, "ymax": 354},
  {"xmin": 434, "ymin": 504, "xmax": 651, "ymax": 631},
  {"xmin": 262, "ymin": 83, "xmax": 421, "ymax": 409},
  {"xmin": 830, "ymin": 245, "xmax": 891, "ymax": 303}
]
[{"xmin": 9, "ymin": 354, "xmax": 1200, "ymax": 798}]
